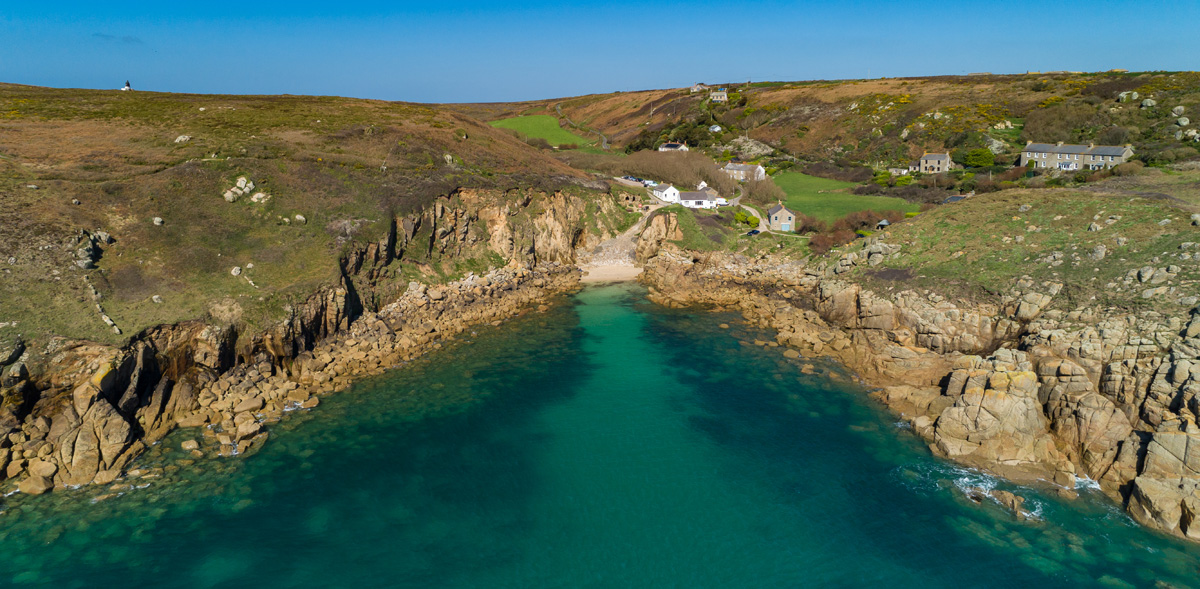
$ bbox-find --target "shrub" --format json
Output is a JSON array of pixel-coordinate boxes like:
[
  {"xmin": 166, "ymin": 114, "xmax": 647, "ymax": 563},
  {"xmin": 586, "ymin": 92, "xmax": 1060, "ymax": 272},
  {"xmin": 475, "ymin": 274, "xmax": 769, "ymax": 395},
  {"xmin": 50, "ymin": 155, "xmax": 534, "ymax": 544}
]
[
  {"xmin": 964, "ymin": 148, "xmax": 995, "ymax": 168},
  {"xmin": 794, "ymin": 213, "xmax": 827, "ymax": 234},
  {"xmin": 1098, "ymin": 126, "xmax": 1130, "ymax": 145},
  {"xmin": 1113, "ymin": 161, "xmax": 1145, "ymax": 176},
  {"xmin": 809, "ymin": 233, "xmax": 835, "ymax": 255},
  {"xmin": 733, "ymin": 210, "xmax": 759, "ymax": 227},
  {"xmin": 895, "ymin": 175, "xmax": 914, "ymax": 187}
]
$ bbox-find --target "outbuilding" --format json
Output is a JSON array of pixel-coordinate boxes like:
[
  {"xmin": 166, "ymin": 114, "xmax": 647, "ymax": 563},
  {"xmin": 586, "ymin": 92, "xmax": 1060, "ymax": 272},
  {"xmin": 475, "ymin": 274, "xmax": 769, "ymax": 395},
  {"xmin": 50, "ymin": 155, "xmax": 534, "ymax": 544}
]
[{"xmin": 767, "ymin": 202, "xmax": 797, "ymax": 232}]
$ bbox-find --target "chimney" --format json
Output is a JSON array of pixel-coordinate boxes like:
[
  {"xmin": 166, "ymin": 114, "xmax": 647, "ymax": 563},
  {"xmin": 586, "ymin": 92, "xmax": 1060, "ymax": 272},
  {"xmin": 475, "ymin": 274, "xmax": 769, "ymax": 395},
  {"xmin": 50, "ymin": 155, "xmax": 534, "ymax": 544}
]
[
  {"xmin": 1088, "ymin": 143, "xmax": 1094, "ymax": 148},
  {"xmin": 1026, "ymin": 140, "xmax": 1033, "ymax": 145},
  {"xmin": 1124, "ymin": 143, "xmax": 1132, "ymax": 149},
  {"xmin": 1056, "ymin": 141, "xmax": 1064, "ymax": 146}
]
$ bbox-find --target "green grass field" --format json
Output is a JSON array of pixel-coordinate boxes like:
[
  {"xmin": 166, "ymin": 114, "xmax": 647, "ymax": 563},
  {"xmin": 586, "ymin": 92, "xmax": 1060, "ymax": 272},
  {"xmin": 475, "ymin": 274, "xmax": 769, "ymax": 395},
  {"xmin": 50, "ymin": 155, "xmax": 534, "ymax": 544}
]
[
  {"xmin": 489, "ymin": 115, "xmax": 592, "ymax": 148},
  {"xmin": 774, "ymin": 172, "xmax": 919, "ymax": 222}
]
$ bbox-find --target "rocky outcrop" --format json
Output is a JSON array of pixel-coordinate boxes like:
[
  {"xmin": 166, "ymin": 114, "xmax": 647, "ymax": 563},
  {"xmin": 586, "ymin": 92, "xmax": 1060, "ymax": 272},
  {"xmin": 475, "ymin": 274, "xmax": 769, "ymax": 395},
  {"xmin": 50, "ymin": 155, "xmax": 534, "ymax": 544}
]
[
  {"xmin": 0, "ymin": 187, "xmax": 622, "ymax": 496},
  {"xmin": 636, "ymin": 233, "xmax": 1200, "ymax": 541},
  {"xmin": 634, "ymin": 212, "xmax": 681, "ymax": 263}
]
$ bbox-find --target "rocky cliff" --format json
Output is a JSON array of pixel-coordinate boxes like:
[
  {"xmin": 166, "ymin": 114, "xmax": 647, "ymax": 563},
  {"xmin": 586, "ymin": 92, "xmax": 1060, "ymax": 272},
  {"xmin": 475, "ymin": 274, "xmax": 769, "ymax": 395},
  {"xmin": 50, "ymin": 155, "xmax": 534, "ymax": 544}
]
[
  {"xmin": 638, "ymin": 236, "xmax": 1200, "ymax": 541},
  {"xmin": 0, "ymin": 187, "xmax": 624, "ymax": 496}
]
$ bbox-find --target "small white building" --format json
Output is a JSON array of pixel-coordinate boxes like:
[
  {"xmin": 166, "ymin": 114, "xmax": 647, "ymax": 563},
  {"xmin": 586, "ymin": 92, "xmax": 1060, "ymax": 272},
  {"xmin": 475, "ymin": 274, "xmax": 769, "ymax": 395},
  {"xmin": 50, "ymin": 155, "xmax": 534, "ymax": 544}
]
[
  {"xmin": 690, "ymin": 83, "xmax": 710, "ymax": 93},
  {"xmin": 679, "ymin": 191, "xmax": 717, "ymax": 209},
  {"xmin": 658, "ymin": 142, "xmax": 689, "ymax": 152},
  {"xmin": 652, "ymin": 184, "xmax": 680, "ymax": 203}
]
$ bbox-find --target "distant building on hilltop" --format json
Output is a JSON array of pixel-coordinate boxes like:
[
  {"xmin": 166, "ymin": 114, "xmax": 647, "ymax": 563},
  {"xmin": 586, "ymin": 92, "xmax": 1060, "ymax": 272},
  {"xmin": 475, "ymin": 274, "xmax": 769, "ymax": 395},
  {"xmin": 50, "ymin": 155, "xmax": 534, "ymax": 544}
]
[
  {"xmin": 1020, "ymin": 141, "xmax": 1134, "ymax": 171},
  {"xmin": 767, "ymin": 202, "xmax": 796, "ymax": 232},
  {"xmin": 658, "ymin": 142, "xmax": 689, "ymax": 152},
  {"xmin": 910, "ymin": 153, "xmax": 953, "ymax": 174},
  {"xmin": 710, "ymin": 88, "xmax": 728, "ymax": 103},
  {"xmin": 690, "ymin": 83, "xmax": 710, "ymax": 93},
  {"xmin": 721, "ymin": 162, "xmax": 766, "ymax": 182}
]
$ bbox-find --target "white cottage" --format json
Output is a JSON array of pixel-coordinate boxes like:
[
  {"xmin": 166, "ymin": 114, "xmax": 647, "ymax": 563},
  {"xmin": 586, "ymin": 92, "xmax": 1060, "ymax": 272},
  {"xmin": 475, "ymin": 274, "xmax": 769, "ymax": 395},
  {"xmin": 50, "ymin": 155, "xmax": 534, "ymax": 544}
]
[
  {"xmin": 679, "ymin": 191, "xmax": 717, "ymax": 209},
  {"xmin": 652, "ymin": 184, "xmax": 680, "ymax": 203}
]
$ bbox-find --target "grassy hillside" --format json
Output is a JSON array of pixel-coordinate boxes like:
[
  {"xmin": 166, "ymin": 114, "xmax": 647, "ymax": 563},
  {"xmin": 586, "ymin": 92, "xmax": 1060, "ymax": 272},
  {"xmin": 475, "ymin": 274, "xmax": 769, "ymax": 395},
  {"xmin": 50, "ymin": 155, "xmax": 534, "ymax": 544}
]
[
  {"xmin": 454, "ymin": 72, "xmax": 1200, "ymax": 169},
  {"xmin": 489, "ymin": 115, "xmax": 592, "ymax": 148},
  {"xmin": 775, "ymin": 172, "xmax": 919, "ymax": 222},
  {"xmin": 0, "ymin": 84, "xmax": 600, "ymax": 349},
  {"xmin": 851, "ymin": 169, "xmax": 1200, "ymax": 312}
]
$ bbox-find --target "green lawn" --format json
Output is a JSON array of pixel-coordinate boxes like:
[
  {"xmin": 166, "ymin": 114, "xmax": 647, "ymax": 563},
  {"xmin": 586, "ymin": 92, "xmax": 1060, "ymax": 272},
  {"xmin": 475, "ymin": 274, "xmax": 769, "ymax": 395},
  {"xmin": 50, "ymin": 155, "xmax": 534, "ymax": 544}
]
[
  {"xmin": 489, "ymin": 115, "xmax": 593, "ymax": 148},
  {"xmin": 774, "ymin": 172, "xmax": 919, "ymax": 222}
]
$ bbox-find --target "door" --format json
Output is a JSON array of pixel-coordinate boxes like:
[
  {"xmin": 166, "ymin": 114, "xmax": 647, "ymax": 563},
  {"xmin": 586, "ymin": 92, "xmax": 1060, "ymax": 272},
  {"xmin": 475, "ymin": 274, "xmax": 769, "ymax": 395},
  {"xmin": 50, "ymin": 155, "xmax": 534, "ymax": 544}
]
[{"xmin": 781, "ymin": 223, "xmax": 791, "ymax": 231}]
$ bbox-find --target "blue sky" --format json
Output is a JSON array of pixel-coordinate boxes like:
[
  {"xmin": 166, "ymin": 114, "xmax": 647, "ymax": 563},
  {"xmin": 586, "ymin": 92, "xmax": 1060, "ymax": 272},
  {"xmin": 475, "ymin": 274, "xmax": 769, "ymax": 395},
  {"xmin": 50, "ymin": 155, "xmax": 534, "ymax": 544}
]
[{"xmin": 1, "ymin": 1, "xmax": 1195, "ymax": 103}]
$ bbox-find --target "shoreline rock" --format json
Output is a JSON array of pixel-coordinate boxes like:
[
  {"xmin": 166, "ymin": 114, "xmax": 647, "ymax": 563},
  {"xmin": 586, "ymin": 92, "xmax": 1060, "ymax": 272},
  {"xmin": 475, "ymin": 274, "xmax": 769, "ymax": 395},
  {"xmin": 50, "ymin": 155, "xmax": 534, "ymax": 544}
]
[
  {"xmin": 637, "ymin": 237, "xmax": 1200, "ymax": 542},
  {"xmin": 0, "ymin": 185, "xmax": 629, "ymax": 500}
]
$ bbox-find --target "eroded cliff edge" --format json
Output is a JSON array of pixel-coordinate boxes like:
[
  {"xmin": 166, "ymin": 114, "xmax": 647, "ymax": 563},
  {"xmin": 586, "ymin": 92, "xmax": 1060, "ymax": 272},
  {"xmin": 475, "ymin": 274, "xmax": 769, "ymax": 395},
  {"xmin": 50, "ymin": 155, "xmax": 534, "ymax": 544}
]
[
  {"xmin": 0, "ymin": 188, "xmax": 631, "ymax": 496},
  {"xmin": 637, "ymin": 212, "xmax": 1200, "ymax": 542}
]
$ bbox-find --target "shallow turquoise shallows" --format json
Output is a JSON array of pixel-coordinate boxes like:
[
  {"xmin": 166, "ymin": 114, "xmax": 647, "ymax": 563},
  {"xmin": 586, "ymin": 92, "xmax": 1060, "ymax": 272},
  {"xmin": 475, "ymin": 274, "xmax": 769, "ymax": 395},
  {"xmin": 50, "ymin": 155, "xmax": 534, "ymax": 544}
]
[{"xmin": 1, "ymin": 283, "xmax": 1199, "ymax": 588}]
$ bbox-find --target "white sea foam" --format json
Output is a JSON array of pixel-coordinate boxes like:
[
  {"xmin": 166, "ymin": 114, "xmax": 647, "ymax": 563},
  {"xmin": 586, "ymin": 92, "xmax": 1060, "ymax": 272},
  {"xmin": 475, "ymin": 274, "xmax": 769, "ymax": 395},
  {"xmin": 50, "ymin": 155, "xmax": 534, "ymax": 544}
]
[{"xmin": 1075, "ymin": 475, "xmax": 1102, "ymax": 491}]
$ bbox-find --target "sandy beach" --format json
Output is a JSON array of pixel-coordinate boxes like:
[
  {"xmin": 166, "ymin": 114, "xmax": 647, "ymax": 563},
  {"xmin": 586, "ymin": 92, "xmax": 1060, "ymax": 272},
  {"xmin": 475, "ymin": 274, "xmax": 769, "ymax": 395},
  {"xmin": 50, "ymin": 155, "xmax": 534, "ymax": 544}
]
[{"xmin": 580, "ymin": 265, "xmax": 643, "ymax": 283}]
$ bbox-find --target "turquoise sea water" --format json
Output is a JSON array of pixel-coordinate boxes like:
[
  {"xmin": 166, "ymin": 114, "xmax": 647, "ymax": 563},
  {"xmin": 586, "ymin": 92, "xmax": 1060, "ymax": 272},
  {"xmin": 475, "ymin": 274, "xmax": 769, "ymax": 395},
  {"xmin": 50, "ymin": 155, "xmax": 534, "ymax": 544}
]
[{"xmin": 1, "ymin": 283, "xmax": 1198, "ymax": 587}]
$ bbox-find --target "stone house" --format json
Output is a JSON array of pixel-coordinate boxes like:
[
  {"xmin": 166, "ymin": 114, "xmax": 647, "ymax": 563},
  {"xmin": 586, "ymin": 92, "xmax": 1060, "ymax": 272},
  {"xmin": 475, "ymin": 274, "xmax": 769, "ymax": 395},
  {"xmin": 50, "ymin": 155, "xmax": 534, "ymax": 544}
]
[
  {"xmin": 909, "ymin": 153, "xmax": 953, "ymax": 173},
  {"xmin": 1020, "ymin": 141, "xmax": 1134, "ymax": 171},
  {"xmin": 690, "ymin": 83, "xmax": 709, "ymax": 93},
  {"xmin": 767, "ymin": 203, "xmax": 796, "ymax": 232},
  {"xmin": 710, "ymin": 88, "xmax": 728, "ymax": 103},
  {"xmin": 721, "ymin": 162, "xmax": 767, "ymax": 182},
  {"xmin": 658, "ymin": 142, "xmax": 689, "ymax": 152}
]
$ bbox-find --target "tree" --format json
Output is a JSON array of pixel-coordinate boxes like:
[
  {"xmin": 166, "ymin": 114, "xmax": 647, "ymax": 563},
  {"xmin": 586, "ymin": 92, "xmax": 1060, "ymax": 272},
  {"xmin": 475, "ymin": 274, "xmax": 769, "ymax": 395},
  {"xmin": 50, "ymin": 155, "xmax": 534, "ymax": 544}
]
[
  {"xmin": 733, "ymin": 210, "xmax": 759, "ymax": 227},
  {"xmin": 964, "ymin": 148, "xmax": 995, "ymax": 168}
]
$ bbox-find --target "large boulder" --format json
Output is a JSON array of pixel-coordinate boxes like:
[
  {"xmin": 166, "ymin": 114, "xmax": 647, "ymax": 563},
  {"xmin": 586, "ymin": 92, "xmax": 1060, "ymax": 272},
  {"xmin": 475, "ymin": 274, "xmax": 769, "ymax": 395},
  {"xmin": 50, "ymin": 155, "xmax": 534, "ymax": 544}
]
[
  {"xmin": 1128, "ymin": 475, "xmax": 1200, "ymax": 539},
  {"xmin": 933, "ymin": 350, "xmax": 1065, "ymax": 479},
  {"xmin": 18, "ymin": 475, "xmax": 54, "ymax": 495},
  {"xmin": 1040, "ymin": 358, "xmax": 1132, "ymax": 479}
]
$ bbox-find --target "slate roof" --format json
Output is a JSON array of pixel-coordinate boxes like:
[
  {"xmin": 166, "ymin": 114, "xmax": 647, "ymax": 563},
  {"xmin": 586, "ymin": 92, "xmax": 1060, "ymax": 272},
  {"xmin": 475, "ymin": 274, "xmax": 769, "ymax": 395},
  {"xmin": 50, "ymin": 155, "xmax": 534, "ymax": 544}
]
[
  {"xmin": 1023, "ymin": 143, "xmax": 1131, "ymax": 157},
  {"xmin": 921, "ymin": 153, "xmax": 951, "ymax": 161},
  {"xmin": 768, "ymin": 203, "xmax": 793, "ymax": 216},
  {"xmin": 660, "ymin": 142, "xmax": 686, "ymax": 149},
  {"xmin": 679, "ymin": 191, "xmax": 715, "ymax": 202},
  {"xmin": 724, "ymin": 163, "xmax": 763, "ymax": 172},
  {"xmin": 653, "ymin": 184, "xmax": 676, "ymax": 194}
]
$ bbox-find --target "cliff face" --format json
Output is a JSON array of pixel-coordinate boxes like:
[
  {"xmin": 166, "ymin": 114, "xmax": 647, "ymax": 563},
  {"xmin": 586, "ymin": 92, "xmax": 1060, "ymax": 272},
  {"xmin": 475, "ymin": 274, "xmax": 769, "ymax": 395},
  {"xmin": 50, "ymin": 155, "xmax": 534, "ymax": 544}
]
[
  {"xmin": 638, "ymin": 237, "xmax": 1200, "ymax": 541},
  {"xmin": 0, "ymin": 188, "xmax": 620, "ymax": 495}
]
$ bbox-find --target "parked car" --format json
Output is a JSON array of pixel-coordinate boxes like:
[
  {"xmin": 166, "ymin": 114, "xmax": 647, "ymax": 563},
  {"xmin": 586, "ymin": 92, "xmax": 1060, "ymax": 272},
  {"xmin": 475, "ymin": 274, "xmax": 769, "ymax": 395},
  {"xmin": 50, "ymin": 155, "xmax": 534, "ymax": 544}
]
[
  {"xmin": 745, "ymin": 229, "xmax": 761, "ymax": 236},
  {"xmin": 643, "ymin": 180, "xmax": 658, "ymax": 187}
]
